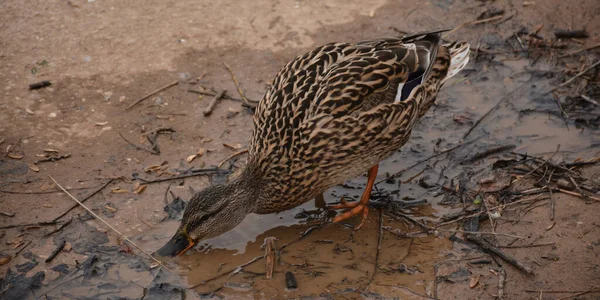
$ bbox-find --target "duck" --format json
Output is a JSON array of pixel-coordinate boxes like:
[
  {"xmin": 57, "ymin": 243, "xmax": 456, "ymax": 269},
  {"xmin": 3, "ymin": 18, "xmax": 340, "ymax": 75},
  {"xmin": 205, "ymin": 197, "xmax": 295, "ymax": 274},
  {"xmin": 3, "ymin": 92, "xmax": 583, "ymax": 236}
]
[{"xmin": 156, "ymin": 29, "xmax": 470, "ymax": 257}]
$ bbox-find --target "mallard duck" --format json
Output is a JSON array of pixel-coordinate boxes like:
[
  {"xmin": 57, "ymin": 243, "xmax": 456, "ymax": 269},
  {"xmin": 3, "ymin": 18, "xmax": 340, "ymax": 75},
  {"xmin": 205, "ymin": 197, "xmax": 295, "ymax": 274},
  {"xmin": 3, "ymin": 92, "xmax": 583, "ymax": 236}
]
[{"xmin": 156, "ymin": 29, "xmax": 470, "ymax": 257}]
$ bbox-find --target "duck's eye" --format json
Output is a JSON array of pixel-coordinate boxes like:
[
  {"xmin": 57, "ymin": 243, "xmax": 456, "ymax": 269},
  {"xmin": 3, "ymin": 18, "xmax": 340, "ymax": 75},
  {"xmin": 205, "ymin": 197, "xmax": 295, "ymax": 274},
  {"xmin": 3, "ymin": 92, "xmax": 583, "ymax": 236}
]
[{"xmin": 174, "ymin": 235, "xmax": 183, "ymax": 244}]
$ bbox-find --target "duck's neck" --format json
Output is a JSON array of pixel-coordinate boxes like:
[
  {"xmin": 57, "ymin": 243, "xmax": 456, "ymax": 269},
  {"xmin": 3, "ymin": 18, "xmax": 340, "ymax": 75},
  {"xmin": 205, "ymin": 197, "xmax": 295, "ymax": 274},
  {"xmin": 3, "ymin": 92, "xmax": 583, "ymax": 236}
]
[{"xmin": 224, "ymin": 168, "xmax": 265, "ymax": 215}]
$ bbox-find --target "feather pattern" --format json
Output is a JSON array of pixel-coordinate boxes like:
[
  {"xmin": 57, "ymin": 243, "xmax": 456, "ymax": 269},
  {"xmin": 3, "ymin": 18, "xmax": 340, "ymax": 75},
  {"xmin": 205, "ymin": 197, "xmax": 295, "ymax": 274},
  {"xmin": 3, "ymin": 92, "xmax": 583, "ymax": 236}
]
[{"xmin": 243, "ymin": 30, "xmax": 468, "ymax": 213}]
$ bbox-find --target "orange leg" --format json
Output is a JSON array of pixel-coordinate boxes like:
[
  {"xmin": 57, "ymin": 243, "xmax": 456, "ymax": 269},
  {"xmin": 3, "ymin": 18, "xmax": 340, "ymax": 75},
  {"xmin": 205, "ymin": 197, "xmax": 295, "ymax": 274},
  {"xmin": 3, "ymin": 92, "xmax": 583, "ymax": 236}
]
[{"xmin": 330, "ymin": 164, "xmax": 379, "ymax": 230}]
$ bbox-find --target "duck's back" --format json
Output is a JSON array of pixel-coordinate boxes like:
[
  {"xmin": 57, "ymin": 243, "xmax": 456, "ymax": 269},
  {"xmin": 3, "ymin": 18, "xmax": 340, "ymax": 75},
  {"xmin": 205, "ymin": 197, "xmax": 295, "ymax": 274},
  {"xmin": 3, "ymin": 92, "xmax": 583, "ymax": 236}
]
[{"xmin": 246, "ymin": 30, "xmax": 464, "ymax": 212}]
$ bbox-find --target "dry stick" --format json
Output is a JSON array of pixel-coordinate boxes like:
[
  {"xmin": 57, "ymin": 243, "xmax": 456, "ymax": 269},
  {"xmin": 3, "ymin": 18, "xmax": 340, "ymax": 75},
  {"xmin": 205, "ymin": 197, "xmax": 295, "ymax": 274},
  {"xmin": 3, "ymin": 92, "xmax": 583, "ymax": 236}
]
[
  {"xmin": 443, "ymin": 14, "xmax": 505, "ymax": 38},
  {"xmin": 52, "ymin": 179, "xmax": 114, "ymax": 222},
  {"xmin": 48, "ymin": 176, "xmax": 173, "ymax": 273},
  {"xmin": 223, "ymin": 62, "xmax": 257, "ymax": 104},
  {"xmin": 557, "ymin": 289, "xmax": 600, "ymax": 300},
  {"xmin": 45, "ymin": 240, "xmax": 66, "ymax": 263},
  {"xmin": 365, "ymin": 210, "xmax": 383, "ymax": 289},
  {"xmin": 203, "ymin": 89, "xmax": 226, "ymax": 116},
  {"xmin": 466, "ymin": 234, "xmax": 534, "ymax": 275},
  {"xmin": 376, "ymin": 283, "xmax": 437, "ymax": 300},
  {"xmin": 462, "ymin": 82, "xmax": 528, "ymax": 141},
  {"xmin": 189, "ymin": 255, "xmax": 263, "ymax": 288},
  {"xmin": 567, "ymin": 174, "xmax": 590, "ymax": 202},
  {"xmin": 0, "ymin": 186, "xmax": 92, "ymax": 195},
  {"xmin": 218, "ymin": 149, "xmax": 249, "ymax": 168},
  {"xmin": 559, "ymin": 42, "xmax": 600, "ymax": 58},
  {"xmin": 499, "ymin": 242, "xmax": 555, "ymax": 249},
  {"xmin": 557, "ymin": 188, "xmax": 600, "ymax": 202},
  {"xmin": 552, "ymin": 93, "xmax": 570, "ymax": 125},
  {"xmin": 263, "ymin": 237, "xmax": 276, "ymax": 279},
  {"xmin": 375, "ymin": 143, "xmax": 465, "ymax": 186},
  {"xmin": 525, "ymin": 288, "xmax": 599, "ymax": 293},
  {"xmin": 0, "ymin": 220, "xmax": 62, "ymax": 230},
  {"xmin": 550, "ymin": 60, "xmax": 600, "ymax": 92},
  {"xmin": 497, "ymin": 268, "xmax": 506, "ymax": 300},
  {"xmin": 513, "ymin": 144, "xmax": 560, "ymax": 184},
  {"xmin": 437, "ymin": 195, "xmax": 547, "ymax": 227},
  {"xmin": 119, "ymin": 132, "xmax": 158, "ymax": 155},
  {"xmin": 15, "ymin": 240, "xmax": 32, "ymax": 257},
  {"xmin": 126, "ymin": 80, "xmax": 179, "ymax": 110},
  {"xmin": 136, "ymin": 168, "xmax": 223, "ymax": 184}
]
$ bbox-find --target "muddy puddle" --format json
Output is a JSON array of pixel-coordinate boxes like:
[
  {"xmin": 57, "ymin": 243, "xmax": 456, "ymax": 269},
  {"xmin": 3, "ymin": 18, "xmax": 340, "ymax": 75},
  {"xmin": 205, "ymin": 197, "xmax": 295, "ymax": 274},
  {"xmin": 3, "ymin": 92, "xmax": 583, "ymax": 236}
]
[
  {"xmin": 137, "ymin": 53, "xmax": 597, "ymax": 299},
  {"xmin": 2, "ymin": 0, "xmax": 600, "ymax": 299}
]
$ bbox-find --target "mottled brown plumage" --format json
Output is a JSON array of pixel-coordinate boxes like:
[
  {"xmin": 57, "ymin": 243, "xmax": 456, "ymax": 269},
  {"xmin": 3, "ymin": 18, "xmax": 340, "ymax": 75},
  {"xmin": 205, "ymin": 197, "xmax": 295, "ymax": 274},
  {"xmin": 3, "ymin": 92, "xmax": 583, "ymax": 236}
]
[{"xmin": 156, "ymin": 30, "xmax": 470, "ymax": 257}]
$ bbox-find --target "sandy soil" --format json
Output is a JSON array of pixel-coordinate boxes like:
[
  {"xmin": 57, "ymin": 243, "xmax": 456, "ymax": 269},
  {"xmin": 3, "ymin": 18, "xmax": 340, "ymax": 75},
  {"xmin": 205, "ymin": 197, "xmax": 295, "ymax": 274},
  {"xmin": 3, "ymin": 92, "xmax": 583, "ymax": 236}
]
[{"xmin": 1, "ymin": 0, "xmax": 600, "ymax": 299}]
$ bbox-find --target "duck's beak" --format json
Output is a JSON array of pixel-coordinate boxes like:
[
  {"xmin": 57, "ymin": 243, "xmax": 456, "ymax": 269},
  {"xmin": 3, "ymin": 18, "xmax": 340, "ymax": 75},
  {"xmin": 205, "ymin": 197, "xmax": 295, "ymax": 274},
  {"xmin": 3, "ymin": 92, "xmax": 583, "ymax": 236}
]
[{"xmin": 154, "ymin": 230, "xmax": 196, "ymax": 257}]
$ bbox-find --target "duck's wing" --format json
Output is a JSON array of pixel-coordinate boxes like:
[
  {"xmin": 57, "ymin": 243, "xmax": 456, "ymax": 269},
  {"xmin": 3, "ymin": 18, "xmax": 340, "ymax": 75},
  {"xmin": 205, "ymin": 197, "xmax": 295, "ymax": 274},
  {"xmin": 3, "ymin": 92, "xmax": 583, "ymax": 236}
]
[{"xmin": 248, "ymin": 31, "xmax": 445, "ymax": 177}]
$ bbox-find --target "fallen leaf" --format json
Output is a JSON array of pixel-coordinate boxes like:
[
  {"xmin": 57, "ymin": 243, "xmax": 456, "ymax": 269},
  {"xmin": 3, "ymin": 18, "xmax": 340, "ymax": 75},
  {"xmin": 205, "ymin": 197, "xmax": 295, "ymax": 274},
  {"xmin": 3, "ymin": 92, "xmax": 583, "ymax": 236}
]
[
  {"xmin": 63, "ymin": 241, "xmax": 72, "ymax": 252},
  {"xmin": 7, "ymin": 153, "xmax": 24, "ymax": 159},
  {"xmin": 134, "ymin": 184, "xmax": 147, "ymax": 195},
  {"xmin": 197, "ymin": 148, "xmax": 206, "ymax": 156},
  {"xmin": 369, "ymin": 10, "xmax": 375, "ymax": 17},
  {"xmin": 95, "ymin": 121, "xmax": 108, "ymax": 126},
  {"xmin": 25, "ymin": 107, "xmax": 35, "ymax": 115},
  {"xmin": 186, "ymin": 154, "xmax": 197, "ymax": 163},
  {"xmin": 43, "ymin": 148, "xmax": 59, "ymax": 153},
  {"xmin": 35, "ymin": 154, "xmax": 47, "ymax": 158},
  {"xmin": 0, "ymin": 255, "xmax": 11, "ymax": 266},
  {"xmin": 104, "ymin": 205, "xmax": 117, "ymax": 213},
  {"xmin": 469, "ymin": 274, "xmax": 480, "ymax": 288},
  {"xmin": 223, "ymin": 143, "xmax": 243, "ymax": 150},
  {"xmin": 28, "ymin": 164, "xmax": 40, "ymax": 172},
  {"xmin": 40, "ymin": 182, "xmax": 56, "ymax": 191},
  {"xmin": 111, "ymin": 188, "xmax": 128, "ymax": 194},
  {"xmin": 119, "ymin": 242, "xmax": 132, "ymax": 253},
  {"xmin": 546, "ymin": 222, "xmax": 555, "ymax": 231}
]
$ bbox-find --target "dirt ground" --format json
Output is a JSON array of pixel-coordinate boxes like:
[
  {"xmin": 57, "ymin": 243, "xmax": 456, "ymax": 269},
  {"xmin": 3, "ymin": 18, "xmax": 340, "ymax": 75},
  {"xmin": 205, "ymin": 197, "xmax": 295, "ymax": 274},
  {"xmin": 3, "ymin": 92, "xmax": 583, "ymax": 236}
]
[{"xmin": 1, "ymin": 0, "xmax": 600, "ymax": 299}]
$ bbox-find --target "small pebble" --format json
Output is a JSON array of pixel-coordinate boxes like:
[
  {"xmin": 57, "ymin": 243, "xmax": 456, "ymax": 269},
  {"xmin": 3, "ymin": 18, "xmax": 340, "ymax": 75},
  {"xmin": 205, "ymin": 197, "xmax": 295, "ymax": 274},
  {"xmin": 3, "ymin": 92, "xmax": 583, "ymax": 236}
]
[{"xmin": 285, "ymin": 271, "xmax": 297, "ymax": 290}]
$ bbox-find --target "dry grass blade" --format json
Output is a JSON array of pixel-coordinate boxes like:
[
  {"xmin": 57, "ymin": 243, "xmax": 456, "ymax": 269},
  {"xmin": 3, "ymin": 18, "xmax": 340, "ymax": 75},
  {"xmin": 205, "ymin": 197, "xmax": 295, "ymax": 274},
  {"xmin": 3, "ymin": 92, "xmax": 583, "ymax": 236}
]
[
  {"xmin": 126, "ymin": 80, "xmax": 179, "ymax": 110},
  {"xmin": 223, "ymin": 62, "xmax": 258, "ymax": 104},
  {"xmin": 48, "ymin": 175, "xmax": 174, "ymax": 274}
]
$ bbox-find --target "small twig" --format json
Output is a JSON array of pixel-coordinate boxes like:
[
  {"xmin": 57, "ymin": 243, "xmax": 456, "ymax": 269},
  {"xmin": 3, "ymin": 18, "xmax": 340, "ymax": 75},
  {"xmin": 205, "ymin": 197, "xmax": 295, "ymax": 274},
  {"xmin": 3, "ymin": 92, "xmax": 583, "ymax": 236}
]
[
  {"xmin": 375, "ymin": 142, "xmax": 465, "ymax": 185},
  {"xmin": 497, "ymin": 268, "xmax": 506, "ymax": 299},
  {"xmin": 263, "ymin": 237, "xmax": 276, "ymax": 279},
  {"xmin": 580, "ymin": 94, "xmax": 599, "ymax": 106},
  {"xmin": 126, "ymin": 80, "xmax": 179, "ymax": 110},
  {"xmin": 499, "ymin": 242, "xmax": 555, "ymax": 248},
  {"xmin": 557, "ymin": 188, "xmax": 600, "ymax": 202},
  {"xmin": 45, "ymin": 240, "xmax": 66, "ymax": 263},
  {"xmin": 0, "ymin": 220, "xmax": 62, "ymax": 230},
  {"xmin": 14, "ymin": 240, "xmax": 32, "ymax": 257},
  {"xmin": 559, "ymin": 42, "xmax": 600, "ymax": 58},
  {"xmin": 189, "ymin": 255, "xmax": 263, "ymax": 288},
  {"xmin": 466, "ymin": 234, "xmax": 534, "ymax": 275},
  {"xmin": 552, "ymin": 93, "xmax": 570, "ymax": 125},
  {"xmin": 365, "ymin": 210, "xmax": 383, "ymax": 289},
  {"xmin": 513, "ymin": 144, "xmax": 560, "ymax": 183},
  {"xmin": 443, "ymin": 15, "xmax": 505, "ymax": 39},
  {"xmin": 557, "ymin": 288, "xmax": 600, "ymax": 300},
  {"xmin": 48, "ymin": 175, "xmax": 173, "ymax": 273},
  {"xmin": 375, "ymin": 283, "xmax": 437, "ymax": 299},
  {"xmin": 218, "ymin": 149, "xmax": 249, "ymax": 168},
  {"xmin": 203, "ymin": 89, "xmax": 226, "ymax": 116},
  {"xmin": 223, "ymin": 62, "xmax": 257, "ymax": 104},
  {"xmin": 550, "ymin": 60, "xmax": 600, "ymax": 92},
  {"xmin": 136, "ymin": 168, "xmax": 224, "ymax": 184},
  {"xmin": 35, "ymin": 154, "xmax": 71, "ymax": 165},
  {"xmin": 44, "ymin": 218, "xmax": 73, "ymax": 237},
  {"xmin": 119, "ymin": 132, "xmax": 158, "ymax": 155},
  {"xmin": 567, "ymin": 174, "xmax": 590, "ymax": 202},
  {"xmin": 52, "ymin": 179, "xmax": 114, "ymax": 222},
  {"xmin": 462, "ymin": 82, "xmax": 528, "ymax": 141}
]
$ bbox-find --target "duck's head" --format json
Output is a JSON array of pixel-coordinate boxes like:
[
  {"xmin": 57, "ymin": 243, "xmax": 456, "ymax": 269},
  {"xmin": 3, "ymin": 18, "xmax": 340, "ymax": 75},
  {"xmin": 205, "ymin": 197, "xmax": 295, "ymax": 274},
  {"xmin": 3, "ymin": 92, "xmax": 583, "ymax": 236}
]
[{"xmin": 155, "ymin": 179, "xmax": 256, "ymax": 257}]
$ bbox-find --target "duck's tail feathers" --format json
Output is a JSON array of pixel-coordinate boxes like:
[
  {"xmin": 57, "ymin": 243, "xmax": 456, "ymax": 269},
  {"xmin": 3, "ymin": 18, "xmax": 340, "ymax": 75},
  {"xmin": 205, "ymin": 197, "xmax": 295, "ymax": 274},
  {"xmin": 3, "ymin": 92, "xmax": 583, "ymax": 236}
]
[{"xmin": 441, "ymin": 42, "xmax": 470, "ymax": 84}]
